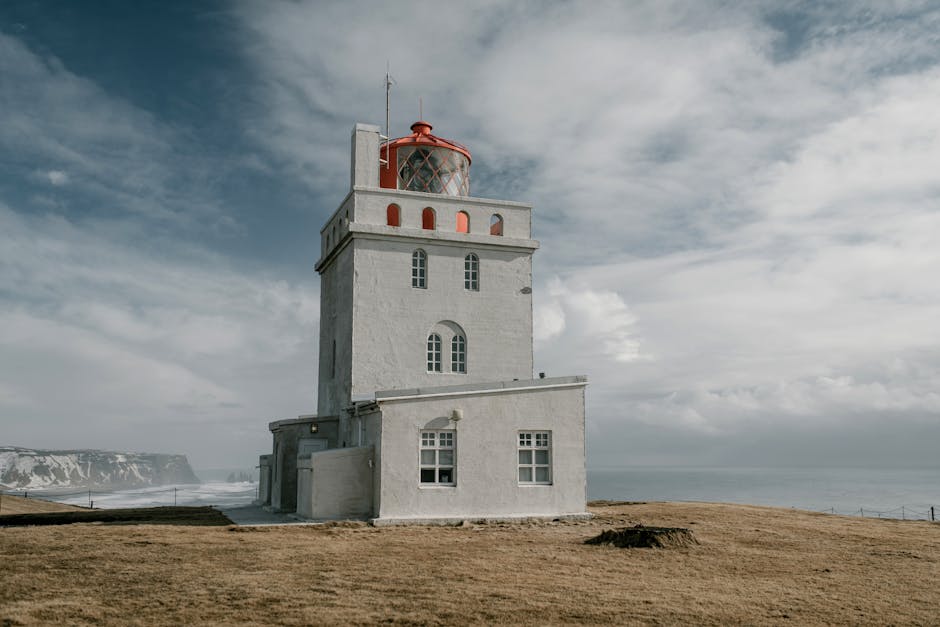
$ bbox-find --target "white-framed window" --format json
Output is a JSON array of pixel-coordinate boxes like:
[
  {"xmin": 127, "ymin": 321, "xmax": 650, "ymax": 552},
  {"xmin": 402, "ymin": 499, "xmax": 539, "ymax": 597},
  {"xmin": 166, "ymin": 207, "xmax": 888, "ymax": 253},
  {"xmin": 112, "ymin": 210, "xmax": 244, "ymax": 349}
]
[
  {"xmin": 451, "ymin": 334, "xmax": 466, "ymax": 373},
  {"xmin": 464, "ymin": 253, "xmax": 479, "ymax": 291},
  {"xmin": 412, "ymin": 249, "xmax": 427, "ymax": 288},
  {"xmin": 518, "ymin": 431, "xmax": 551, "ymax": 484},
  {"xmin": 420, "ymin": 430, "xmax": 455, "ymax": 485},
  {"xmin": 427, "ymin": 333, "xmax": 442, "ymax": 372}
]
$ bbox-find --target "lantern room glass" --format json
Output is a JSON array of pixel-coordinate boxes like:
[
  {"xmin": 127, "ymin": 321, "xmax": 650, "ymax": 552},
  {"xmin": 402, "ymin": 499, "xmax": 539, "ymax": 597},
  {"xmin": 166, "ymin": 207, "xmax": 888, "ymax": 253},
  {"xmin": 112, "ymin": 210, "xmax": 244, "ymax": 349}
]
[{"xmin": 397, "ymin": 146, "xmax": 470, "ymax": 196}]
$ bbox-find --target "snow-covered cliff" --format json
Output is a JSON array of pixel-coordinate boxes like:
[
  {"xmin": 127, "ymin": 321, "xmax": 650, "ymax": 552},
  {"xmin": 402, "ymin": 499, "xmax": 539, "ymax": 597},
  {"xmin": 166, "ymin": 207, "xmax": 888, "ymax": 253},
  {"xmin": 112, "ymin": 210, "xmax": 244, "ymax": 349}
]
[{"xmin": 0, "ymin": 447, "xmax": 200, "ymax": 490}]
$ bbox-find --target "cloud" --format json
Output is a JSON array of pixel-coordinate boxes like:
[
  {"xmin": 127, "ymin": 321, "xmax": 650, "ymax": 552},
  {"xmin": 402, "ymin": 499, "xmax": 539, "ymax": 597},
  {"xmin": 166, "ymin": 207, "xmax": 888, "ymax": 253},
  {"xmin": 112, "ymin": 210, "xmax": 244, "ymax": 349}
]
[
  {"xmin": 227, "ymin": 1, "xmax": 940, "ymax": 466},
  {"xmin": 45, "ymin": 170, "xmax": 69, "ymax": 186},
  {"xmin": 0, "ymin": 32, "xmax": 235, "ymax": 233},
  {"xmin": 4, "ymin": 2, "xmax": 940, "ymax": 469},
  {"xmin": 0, "ymin": 205, "xmax": 319, "ymax": 466},
  {"xmin": 535, "ymin": 276, "xmax": 642, "ymax": 369}
]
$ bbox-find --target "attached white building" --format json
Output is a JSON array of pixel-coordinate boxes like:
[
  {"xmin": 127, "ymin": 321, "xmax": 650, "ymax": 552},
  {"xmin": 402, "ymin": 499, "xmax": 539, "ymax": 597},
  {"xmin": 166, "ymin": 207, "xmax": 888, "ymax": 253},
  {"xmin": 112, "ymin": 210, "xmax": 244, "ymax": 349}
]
[{"xmin": 258, "ymin": 121, "xmax": 588, "ymax": 524}]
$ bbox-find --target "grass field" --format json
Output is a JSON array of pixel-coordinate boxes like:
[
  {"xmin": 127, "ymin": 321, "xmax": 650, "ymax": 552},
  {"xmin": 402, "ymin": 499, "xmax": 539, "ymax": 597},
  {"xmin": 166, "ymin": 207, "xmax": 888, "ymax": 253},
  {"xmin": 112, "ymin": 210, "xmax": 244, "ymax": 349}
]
[
  {"xmin": 0, "ymin": 494, "xmax": 84, "ymax": 516},
  {"xmin": 1, "ymin": 501, "xmax": 938, "ymax": 625}
]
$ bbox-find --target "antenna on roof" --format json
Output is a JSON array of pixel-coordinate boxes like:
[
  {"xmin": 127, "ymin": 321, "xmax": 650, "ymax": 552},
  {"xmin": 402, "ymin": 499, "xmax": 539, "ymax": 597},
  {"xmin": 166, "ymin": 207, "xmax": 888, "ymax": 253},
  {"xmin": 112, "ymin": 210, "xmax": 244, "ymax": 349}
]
[{"xmin": 381, "ymin": 63, "xmax": 395, "ymax": 170}]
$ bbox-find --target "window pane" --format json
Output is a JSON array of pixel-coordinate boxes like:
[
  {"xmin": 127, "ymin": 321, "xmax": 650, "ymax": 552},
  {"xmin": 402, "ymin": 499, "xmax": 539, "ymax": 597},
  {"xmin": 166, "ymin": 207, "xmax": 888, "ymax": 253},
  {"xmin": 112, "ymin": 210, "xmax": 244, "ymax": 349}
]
[
  {"xmin": 519, "ymin": 467, "xmax": 532, "ymax": 482},
  {"xmin": 439, "ymin": 432, "xmax": 453, "ymax": 447},
  {"xmin": 536, "ymin": 433, "xmax": 549, "ymax": 447},
  {"xmin": 438, "ymin": 468, "xmax": 453, "ymax": 483},
  {"xmin": 420, "ymin": 468, "xmax": 436, "ymax": 483},
  {"xmin": 535, "ymin": 450, "xmax": 549, "ymax": 465},
  {"xmin": 438, "ymin": 450, "xmax": 453, "ymax": 465},
  {"xmin": 518, "ymin": 450, "xmax": 532, "ymax": 464},
  {"xmin": 519, "ymin": 433, "xmax": 531, "ymax": 447},
  {"xmin": 421, "ymin": 450, "xmax": 436, "ymax": 465},
  {"xmin": 535, "ymin": 467, "xmax": 550, "ymax": 482}
]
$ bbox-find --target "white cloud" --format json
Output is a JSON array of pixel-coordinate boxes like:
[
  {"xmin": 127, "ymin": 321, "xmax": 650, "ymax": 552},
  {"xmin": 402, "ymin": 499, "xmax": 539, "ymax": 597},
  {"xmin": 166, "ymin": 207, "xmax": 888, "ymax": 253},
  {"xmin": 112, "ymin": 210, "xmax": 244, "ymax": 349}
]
[
  {"xmin": 46, "ymin": 170, "xmax": 69, "ymax": 186},
  {"xmin": 0, "ymin": 205, "xmax": 319, "ymax": 466},
  {"xmin": 4, "ymin": 2, "xmax": 940, "ymax": 468},
  {"xmin": 535, "ymin": 277, "xmax": 642, "ymax": 369},
  {"xmin": 228, "ymin": 1, "xmax": 940, "ymax": 465}
]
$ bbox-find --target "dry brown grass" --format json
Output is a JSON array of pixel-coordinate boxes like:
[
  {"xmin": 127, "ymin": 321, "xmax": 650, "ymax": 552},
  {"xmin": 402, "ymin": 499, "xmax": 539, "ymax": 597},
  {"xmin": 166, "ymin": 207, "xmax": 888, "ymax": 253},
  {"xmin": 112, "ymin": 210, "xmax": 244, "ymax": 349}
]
[
  {"xmin": 0, "ymin": 495, "xmax": 84, "ymax": 516},
  {"xmin": 1, "ymin": 502, "xmax": 938, "ymax": 625}
]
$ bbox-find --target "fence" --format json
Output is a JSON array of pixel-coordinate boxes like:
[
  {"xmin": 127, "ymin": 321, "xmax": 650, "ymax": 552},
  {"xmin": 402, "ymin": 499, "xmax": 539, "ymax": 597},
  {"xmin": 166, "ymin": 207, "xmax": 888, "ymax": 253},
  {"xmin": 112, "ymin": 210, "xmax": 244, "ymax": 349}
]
[
  {"xmin": 815, "ymin": 504, "xmax": 936, "ymax": 521},
  {"xmin": 0, "ymin": 486, "xmax": 183, "ymax": 512}
]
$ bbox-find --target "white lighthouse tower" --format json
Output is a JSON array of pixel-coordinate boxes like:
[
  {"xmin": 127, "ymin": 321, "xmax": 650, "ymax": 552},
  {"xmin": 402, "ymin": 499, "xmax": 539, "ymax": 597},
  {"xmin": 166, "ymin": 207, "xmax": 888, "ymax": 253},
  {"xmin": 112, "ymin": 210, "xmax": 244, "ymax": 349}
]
[{"xmin": 260, "ymin": 121, "xmax": 588, "ymax": 524}]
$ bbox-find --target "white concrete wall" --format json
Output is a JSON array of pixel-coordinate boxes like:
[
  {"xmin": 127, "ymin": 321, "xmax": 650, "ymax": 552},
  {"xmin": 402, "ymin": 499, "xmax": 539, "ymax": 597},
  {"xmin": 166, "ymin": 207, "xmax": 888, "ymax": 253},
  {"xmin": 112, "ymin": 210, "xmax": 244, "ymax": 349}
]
[
  {"xmin": 351, "ymin": 123, "xmax": 380, "ymax": 189},
  {"xmin": 351, "ymin": 187, "xmax": 533, "ymax": 240},
  {"xmin": 315, "ymin": 124, "xmax": 539, "ymax": 415},
  {"xmin": 297, "ymin": 446, "xmax": 374, "ymax": 520},
  {"xmin": 375, "ymin": 380, "xmax": 587, "ymax": 521},
  {"xmin": 348, "ymin": 236, "xmax": 534, "ymax": 397},
  {"xmin": 317, "ymin": 235, "xmax": 354, "ymax": 418}
]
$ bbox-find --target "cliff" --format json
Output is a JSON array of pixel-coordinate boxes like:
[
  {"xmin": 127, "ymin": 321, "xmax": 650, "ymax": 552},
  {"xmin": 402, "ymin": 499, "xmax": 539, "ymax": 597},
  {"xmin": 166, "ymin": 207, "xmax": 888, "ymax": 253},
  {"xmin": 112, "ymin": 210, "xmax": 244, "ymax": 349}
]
[{"xmin": 0, "ymin": 446, "xmax": 200, "ymax": 490}]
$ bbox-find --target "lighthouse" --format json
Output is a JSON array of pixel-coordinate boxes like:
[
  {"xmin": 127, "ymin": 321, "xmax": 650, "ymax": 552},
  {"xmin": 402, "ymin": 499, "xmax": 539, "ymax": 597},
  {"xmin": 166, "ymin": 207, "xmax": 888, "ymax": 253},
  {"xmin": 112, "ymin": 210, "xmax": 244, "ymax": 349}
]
[{"xmin": 260, "ymin": 120, "xmax": 588, "ymax": 524}]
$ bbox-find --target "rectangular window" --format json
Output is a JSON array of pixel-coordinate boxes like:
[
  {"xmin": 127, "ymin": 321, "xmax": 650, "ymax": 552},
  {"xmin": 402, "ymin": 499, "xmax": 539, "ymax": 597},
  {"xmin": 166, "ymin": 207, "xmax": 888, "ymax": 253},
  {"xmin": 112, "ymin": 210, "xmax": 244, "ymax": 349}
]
[
  {"xmin": 518, "ymin": 431, "xmax": 551, "ymax": 484},
  {"xmin": 420, "ymin": 430, "xmax": 455, "ymax": 485},
  {"xmin": 427, "ymin": 334, "xmax": 442, "ymax": 372},
  {"xmin": 464, "ymin": 254, "xmax": 479, "ymax": 291},
  {"xmin": 412, "ymin": 250, "xmax": 427, "ymax": 288},
  {"xmin": 451, "ymin": 334, "xmax": 466, "ymax": 373}
]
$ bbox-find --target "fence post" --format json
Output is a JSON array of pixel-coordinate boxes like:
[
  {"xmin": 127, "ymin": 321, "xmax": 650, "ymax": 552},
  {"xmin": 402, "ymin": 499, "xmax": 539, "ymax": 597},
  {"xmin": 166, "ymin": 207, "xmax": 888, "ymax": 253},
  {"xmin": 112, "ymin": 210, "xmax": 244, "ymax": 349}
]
[
  {"xmin": 932, "ymin": 506, "xmax": 935, "ymax": 522},
  {"xmin": 860, "ymin": 507, "xmax": 864, "ymax": 517},
  {"xmin": 174, "ymin": 487, "xmax": 177, "ymax": 506},
  {"xmin": 88, "ymin": 490, "xmax": 92, "ymax": 508},
  {"xmin": 902, "ymin": 506, "xmax": 905, "ymax": 520}
]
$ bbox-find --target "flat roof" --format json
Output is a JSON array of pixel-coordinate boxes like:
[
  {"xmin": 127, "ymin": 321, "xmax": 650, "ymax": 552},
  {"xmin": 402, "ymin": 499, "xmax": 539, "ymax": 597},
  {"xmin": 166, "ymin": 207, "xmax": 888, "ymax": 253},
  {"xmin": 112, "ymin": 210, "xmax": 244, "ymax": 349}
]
[
  {"xmin": 268, "ymin": 414, "xmax": 338, "ymax": 431},
  {"xmin": 368, "ymin": 375, "xmax": 587, "ymax": 403}
]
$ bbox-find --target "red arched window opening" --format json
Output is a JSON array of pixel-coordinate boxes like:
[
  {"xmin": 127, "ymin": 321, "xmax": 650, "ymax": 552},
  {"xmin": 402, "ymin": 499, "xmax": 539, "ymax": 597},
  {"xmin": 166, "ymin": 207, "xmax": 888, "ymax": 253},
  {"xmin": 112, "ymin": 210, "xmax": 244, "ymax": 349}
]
[
  {"xmin": 456, "ymin": 211, "xmax": 469, "ymax": 233},
  {"xmin": 422, "ymin": 207, "xmax": 436, "ymax": 230},
  {"xmin": 387, "ymin": 204, "xmax": 400, "ymax": 227},
  {"xmin": 489, "ymin": 214, "xmax": 503, "ymax": 236}
]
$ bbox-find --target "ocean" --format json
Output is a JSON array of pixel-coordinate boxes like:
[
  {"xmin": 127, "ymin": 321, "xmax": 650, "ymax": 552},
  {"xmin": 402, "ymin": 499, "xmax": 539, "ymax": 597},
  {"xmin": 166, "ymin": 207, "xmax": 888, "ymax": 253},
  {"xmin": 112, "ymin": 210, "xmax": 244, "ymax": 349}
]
[
  {"xmin": 10, "ymin": 466, "xmax": 939, "ymax": 521},
  {"xmin": 588, "ymin": 466, "xmax": 939, "ymax": 519}
]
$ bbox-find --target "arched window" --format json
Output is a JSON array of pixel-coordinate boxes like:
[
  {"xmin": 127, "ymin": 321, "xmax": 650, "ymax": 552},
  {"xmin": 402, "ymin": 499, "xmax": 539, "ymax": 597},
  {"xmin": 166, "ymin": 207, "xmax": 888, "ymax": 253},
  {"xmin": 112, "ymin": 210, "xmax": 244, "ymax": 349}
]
[
  {"xmin": 422, "ymin": 207, "xmax": 436, "ymax": 230},
  {"xmin": 489, "ymin": 214, "xmax": 503, "ymax": 236},
  {"xmin": 451, "ymin": 334, "xmax": 466, "ymax": 373},
  {"xmin": 464, "ymin": 253, "xmax": 479, "ymax": 291},
  {"xmin": 387, "ymin": 204, "xmax": 400, "ymax": 227},
  {"xmin": 427, "ymin": 320, "xmax": 467, "ymax": 375},
  {"xmin": 427, "ymin": 333, "xmax": 442, "ymax": 372},
  {"xmin": 412, "ymin": 249, "xmax": 427, "ymax": 288},
  {"xmin": 456, "ymin": 211, "xmax": 469, "ymax": 233}
]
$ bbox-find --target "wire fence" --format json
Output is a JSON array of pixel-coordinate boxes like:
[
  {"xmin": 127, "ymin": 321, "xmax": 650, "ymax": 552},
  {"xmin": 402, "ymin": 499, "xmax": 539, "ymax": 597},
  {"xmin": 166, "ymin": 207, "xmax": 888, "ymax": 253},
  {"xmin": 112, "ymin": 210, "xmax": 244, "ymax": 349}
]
[
  {"xmin": 1, "ymin": 487, "xmax": 936, "ymax": 521},
  {"xmin": 814, "ymin": 504, "xmax": 936, "ymax": 521},
  {"xmin": 0, "ymin": 486, "xmax": 185, "ymax": 510}
]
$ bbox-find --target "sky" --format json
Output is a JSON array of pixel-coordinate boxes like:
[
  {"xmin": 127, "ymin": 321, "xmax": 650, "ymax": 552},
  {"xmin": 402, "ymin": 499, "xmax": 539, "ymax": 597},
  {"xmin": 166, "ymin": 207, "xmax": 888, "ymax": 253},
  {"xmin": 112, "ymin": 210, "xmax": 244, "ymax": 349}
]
[{"xmin": 1, "ymin": 1, "xmax": 939, "ymax": 470}]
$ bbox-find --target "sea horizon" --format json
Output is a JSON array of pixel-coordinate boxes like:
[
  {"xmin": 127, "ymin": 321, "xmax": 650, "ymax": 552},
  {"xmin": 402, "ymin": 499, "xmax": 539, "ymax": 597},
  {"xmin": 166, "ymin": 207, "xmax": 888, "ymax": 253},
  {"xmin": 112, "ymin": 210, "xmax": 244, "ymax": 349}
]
[{"xmin": 4, "ymin": 464, "xmax": 936, "ymax": 521}]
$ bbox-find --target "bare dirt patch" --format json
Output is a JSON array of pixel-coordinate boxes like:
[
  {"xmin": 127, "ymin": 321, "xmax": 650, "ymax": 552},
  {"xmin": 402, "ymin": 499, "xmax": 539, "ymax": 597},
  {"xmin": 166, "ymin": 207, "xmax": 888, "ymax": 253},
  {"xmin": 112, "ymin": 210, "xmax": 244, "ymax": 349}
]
[
  {"xmin": 585, "ymin": 524, "xmax": 698, "ymax": 548},
  {"xmin": 1, "ymin": 502, "xmax": 938, "ymax": 625}
]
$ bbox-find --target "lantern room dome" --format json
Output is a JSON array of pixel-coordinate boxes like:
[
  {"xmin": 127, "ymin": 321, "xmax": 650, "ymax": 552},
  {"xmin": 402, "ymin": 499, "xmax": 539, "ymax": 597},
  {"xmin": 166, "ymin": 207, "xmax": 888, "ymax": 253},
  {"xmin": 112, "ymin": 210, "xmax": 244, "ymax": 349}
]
[{"xmin": 380, "ymin": 121, "xmax": 472, "ymax": 196}]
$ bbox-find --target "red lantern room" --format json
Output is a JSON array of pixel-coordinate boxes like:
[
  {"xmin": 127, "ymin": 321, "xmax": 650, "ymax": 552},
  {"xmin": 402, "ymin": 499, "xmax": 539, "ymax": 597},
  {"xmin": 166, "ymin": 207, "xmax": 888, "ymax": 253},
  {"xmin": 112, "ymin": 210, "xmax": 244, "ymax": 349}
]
[{"xmin": 380, "ymin": 121, "xmax": 472, "ymax": 196}]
